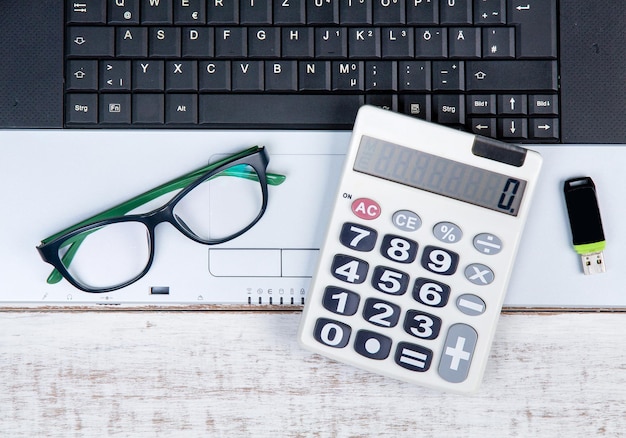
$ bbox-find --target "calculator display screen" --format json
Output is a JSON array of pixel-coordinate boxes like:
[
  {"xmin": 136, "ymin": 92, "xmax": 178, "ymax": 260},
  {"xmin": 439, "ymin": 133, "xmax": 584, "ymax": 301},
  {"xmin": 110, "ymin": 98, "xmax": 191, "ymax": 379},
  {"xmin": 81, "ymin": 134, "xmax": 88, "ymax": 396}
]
[{"xmin": 354, "ymin": 136, "xmax": 527, "ymax": 216}]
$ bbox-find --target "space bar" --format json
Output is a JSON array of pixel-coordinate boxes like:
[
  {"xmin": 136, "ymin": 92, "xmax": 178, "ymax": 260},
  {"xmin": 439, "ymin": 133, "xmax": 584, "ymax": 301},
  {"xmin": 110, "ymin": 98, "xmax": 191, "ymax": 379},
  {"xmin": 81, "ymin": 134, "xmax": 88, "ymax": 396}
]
[{"xmin": 199, "ymin": 94, "xmax": 364, "ymax": 128}]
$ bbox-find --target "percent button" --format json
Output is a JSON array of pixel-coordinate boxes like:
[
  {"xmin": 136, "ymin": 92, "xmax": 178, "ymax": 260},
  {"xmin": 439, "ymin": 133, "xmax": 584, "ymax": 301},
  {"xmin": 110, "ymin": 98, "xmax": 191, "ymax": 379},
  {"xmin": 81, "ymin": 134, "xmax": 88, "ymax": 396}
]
[
  {"xmin": 473, "ymin": 233, "xmax": 503, "ymax": 255},
  {"xmin": 433, "ymin": 222, "xmax": 462, "ymax": 244}
]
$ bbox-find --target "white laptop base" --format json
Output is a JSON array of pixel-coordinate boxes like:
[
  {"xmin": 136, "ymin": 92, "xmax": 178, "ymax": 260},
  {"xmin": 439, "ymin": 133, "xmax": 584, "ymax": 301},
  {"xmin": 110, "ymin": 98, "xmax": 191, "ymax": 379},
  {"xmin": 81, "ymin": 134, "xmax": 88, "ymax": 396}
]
[{"xmin": 0, "ymin": 130, "xmax": 624, "ymax": 308}]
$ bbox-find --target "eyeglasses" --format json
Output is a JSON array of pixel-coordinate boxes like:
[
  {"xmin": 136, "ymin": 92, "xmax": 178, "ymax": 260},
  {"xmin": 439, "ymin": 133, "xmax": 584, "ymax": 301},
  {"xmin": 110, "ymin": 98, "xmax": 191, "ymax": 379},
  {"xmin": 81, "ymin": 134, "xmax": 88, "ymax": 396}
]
[{"xmin": 37, "ymin": 146, "xmax": 286, "ymax": 293}]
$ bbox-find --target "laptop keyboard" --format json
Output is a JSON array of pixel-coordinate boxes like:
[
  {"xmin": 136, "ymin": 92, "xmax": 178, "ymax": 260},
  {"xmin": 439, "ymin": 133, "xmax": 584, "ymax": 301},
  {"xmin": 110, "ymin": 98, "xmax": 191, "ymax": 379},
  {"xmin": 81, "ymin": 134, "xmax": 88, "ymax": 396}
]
[{"xmin": 65, "ymin": 0, "xmax": 559, "ymax": 142}]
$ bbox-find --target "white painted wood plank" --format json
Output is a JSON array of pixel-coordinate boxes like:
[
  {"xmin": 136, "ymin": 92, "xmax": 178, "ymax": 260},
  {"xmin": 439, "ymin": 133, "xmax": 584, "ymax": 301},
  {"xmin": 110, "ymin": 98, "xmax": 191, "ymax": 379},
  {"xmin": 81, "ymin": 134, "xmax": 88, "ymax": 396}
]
[{"xmin": 1, "ymin": 312, "xmax": 625, "ymax": 436}]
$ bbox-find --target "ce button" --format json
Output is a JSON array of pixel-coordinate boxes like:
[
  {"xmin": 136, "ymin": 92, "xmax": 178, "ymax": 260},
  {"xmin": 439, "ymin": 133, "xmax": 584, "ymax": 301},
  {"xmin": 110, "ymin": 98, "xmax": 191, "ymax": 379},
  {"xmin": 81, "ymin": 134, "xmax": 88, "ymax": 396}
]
[{"xmin": 392, "ymin": 210, "xmax": 422, "ymax": 232}]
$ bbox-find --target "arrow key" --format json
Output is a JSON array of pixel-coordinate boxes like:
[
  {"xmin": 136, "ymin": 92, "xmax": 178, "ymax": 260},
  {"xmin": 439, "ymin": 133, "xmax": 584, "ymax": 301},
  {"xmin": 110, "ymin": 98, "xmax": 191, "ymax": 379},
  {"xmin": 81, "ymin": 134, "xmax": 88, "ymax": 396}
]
[
  {"xmin": 498, "ymin": 94, "xmax": 527, "ymax": 115},
  {"xmin": 530, "ymin": 118, "xmax": 559, "ymax": 141},
  {"xmin": 469, "ymin": 118, "xmax": 497, "ymax": 138},
  {"xmin": 498, "ymin": 117, "xmax": 528, "ymax": 140}
]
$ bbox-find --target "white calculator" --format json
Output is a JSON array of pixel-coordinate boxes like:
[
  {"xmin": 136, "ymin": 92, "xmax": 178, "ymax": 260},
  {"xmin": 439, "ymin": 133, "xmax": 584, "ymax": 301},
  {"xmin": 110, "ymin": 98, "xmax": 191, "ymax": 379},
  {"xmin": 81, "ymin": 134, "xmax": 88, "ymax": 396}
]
[{"xmin": 298, "ymin": 106, "xmax": 542, "ymax": 393}]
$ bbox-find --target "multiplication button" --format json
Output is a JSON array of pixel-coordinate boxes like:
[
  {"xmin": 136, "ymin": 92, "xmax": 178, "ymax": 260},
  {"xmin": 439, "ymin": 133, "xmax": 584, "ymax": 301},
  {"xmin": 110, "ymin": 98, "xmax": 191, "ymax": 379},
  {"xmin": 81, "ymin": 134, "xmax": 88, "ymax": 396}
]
[{"xmin": 464, "ymin": 263, "xmax": 494, "ymax": 285}]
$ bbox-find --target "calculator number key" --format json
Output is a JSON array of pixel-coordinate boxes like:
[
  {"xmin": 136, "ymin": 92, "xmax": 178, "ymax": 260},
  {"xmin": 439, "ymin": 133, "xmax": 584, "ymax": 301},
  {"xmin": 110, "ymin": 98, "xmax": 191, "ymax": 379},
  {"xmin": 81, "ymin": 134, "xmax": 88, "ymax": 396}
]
[
  {"xmin": 314, "ymin": 318, "xmax": 352, "ymax": 348},
  {"xmin": 340, "ymin": 222, "xmax": 378, "ymax": 252},
  {"xmin": 421, "ymin": 245, "xmax": 459, "ymax": 275},
  {"xmin": 363, "ymin": 298, "xmax": 401, "ymax": 328},
  {"xmin": 332, "ymin": 254, "xmax": 369, "ymax": 284},
  {"xmin": 404, "ymin": 310, "xmax": 442, "ymax": 340},
  {"xmin": 322, "ymin": 286, "xmax": 360, "ymax": 316},
  {"xmin": 413, "ymin": 278, "xmax": 451, "ymax": 307},
  {"xmin": 381, "ymin": 234, "xmax": 418, "ymax": 264},
  {"xmin": 372, "ymin": 266, "xmax": 409, "ymax": 295}
]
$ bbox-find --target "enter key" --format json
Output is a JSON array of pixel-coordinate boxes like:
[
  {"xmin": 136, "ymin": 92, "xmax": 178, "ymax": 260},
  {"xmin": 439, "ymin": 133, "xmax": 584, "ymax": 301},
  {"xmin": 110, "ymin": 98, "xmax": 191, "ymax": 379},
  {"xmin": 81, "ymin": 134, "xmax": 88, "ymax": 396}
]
[{"xmin": 507, "ymin": 0, "xmax": 557, "ymax": 59}]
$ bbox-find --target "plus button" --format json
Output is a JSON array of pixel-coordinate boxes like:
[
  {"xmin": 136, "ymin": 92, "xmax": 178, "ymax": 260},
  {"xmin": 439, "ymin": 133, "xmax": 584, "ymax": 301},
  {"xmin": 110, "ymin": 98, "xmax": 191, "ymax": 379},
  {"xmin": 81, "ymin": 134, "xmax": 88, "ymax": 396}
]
[{"xmin": 445, "ymin": 336, "xmax": 471, "ymax": 371}]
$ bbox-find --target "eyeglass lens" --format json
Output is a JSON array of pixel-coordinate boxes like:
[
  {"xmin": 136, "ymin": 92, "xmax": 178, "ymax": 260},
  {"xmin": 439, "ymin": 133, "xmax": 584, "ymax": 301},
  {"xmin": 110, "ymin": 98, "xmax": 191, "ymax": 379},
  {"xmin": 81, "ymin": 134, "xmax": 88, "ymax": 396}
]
[{"xmin": 57, "ymin": 162, "xmax": 265, "ymax": 291}]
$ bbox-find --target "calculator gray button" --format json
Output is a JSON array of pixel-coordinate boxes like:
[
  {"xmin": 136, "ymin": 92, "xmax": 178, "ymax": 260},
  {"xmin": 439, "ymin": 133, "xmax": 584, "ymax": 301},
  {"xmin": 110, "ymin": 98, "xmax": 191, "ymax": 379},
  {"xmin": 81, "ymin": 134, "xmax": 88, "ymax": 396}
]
[
  {"xmin": 433, "ymin": 222, "xmax": 462, "ymax": 243},
  {"xmin": 438, "ymin": 323, "xmax": 477, "ymax": 383},
  {"xmin": 392, "ymin": 210, "xmax": 422, "ymax": 232},
  {"xmin": 464, "ymin": 263, "xmax": 494, "ymax": 285},
  {"xmin": 456, "ymin": 294, "xmax": 486, "ymax": 316},
  {"xmin": 473, "ymin": 233, "xmax": 503, "ymax": 255}
]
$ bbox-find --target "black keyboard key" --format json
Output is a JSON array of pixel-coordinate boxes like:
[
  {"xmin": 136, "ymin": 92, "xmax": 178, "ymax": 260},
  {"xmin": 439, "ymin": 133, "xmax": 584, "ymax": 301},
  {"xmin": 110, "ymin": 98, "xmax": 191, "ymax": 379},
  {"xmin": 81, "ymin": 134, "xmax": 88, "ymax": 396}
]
[
  {"xmin": 366, "ymin": 95, "xmax": 397, "ymax": 111},
  {"xmin": 469, "ymin": 117, "xmax": 497, "ymax": 137},
  {"xmin": 398, "ymin": 60, "xmax": 430, "ymax": 91},
  {"xmin": 433, "ymin": 94, "xmax": 465, "ymax": 125},
  {"xmin": 399, "ymin": 94, "xmax": 431, "ymax": 120},
  {"xmin": 174, "ymin": 0, "xmax": 206, "ymax": 24},
  {"xmin": 215, "ymin": 27, "xmax": 247, "ymax": 57},
  {"xmin": 240, "ymin": 0, "xmax": 272, "ymax": 23},
  {"xmin": 198, "ymin": 94, "xmax": 363, "ymax": 127},
  {"xmin": 265, "ymin": 61, "xmax": 298, "ymax": 90},
  {"xmin": 507, "ymin": 0, "xmax": 557, "ymax": 59},
  {"xmin": 433, "ymin": 61, "xmax": 464, "ymax": 91},
  {"xmin": 315, "ymin": 28, "xmax": 347, "ymax": 58},
  {"xmin": 382, "ymin": 28, "xmax": 414, "ymax": 59},
  {"xmin": 66, "ymin": 94, "xmax": 98, "ymax": 125},
  {"xmin": 149, "ymin": 27, "xmax": 181, "ymax": 57},
  {"xmin": 66, "ymin": 60, "xmax": 98, "ymax": 91},
  {"xmin": 133, "ymin": 60, "xmax": 165, "ymax": 90},
  {"xmin": 116, "ymin": 27, "xmax": 148, "ymax": 57},
  {"xmin": 100, "ymin": 60, "xmax": 131, "ymax": 91},
  {"xmin": 349, "ymin": 28, "xmax": 381, "ymax": 58},
  {"xmin": 406, "ymin": 0, "xmax": 438, "ymax": 25},
  {"xmin": 498, "ymin": 94, "xmax": 527, "ymax": 115},
  {"xmin": 248, "ymin": 27, "xmax": 280, "ymax": 57},
  {"xmin": 299, "ymin": 61, "xmax": 331, "ymax": 90},
  {"xmin": 141, "ymin": 0, "xmax": 173, "ymax": 24},
  {"xmin": 108, "ymin": 0, "xmax": 140, "ymax": 24},
  {"xmin": 340, "ymin": 0, "xmax": 372, "ymax": 24},
  {"xmin": 100, "ymin": 94, "xmax": 131, "ymax": 124},
  {"xmin": 67, "ymin": 27, "xmax": 114, "ymax": 58},
  {"xmin": 199, "ymin": 60, "xmax": 232, "ymax": 90},
  {"xmin": 307, "ymin": 0, "xmax": 339, "ymax": 24},
  {"xmin": 332, "ymin": 61, "xmax": 364, "ymax": 90},
  {"xmin": 530, "ymin": 118, "xmax": 559, "ymax": 141},
  {"xmin": 467, "ymin": 94, "xmax": 496, "ymax": 115},
  {"xmin": 440, "ymin": 0, "xmax": 472, "ymax": 24},
  {"xmin": 466, "ymin": 60, "xmax": 558, "ymax": 91},
  {"xmin": 166, "ymin": 60, "xmax": 198, "ymax": 91},
  {"xmin": 415, "ymin": 28, "xmax": 447, "ymax": 59},
  {"xmin": 273, "ymin": 0, "xmax": 306, "ymax": 24},
  {"xmin": 482, "ymin": 27, "xmax": 514, "ymax": 58},
  {"xmin": 182, "ymin": 28, "xmax": 214, "ymax": 57},
  {"xmin": 132, "ymin": 94, "xmax": 165, "ymax": 124},
  {"xmin": 282, "ymin": 27, "xmax": 315, "ymax": 57},
  {"xmin": 232, "ymin": 61, "xmax": 264, "ymax": 91},
  {"xmin": 474, "ymin": 0, "xmax": 505, "ymax": 25},
  {"xmin": 365, "ymin": 61, "xmax": 397, "ymax": 91},
  {"xmin": 449, "ymin": 27, "xmax": 480, "ymax": 58},
  {"xmin": 373, "ymin": 0, "xmax": 405, "ymax": 25},
  {"xmin": 207, "ymin": 0, "xmax": 239, "ymax": 24},
  {"xmin": 529, "ymin": 94, "xmax": 558, "ymax": 115},
  {"xmin": 499, "ymin": 118, "xmax": 528, "ymax": 140},
  {"xmin": 67, "ymin": 0, "xmax": 106, "ymax": 23},
  {"xmin": 166, "ymin": 94, "xmax": 198, "ymax": 124}
]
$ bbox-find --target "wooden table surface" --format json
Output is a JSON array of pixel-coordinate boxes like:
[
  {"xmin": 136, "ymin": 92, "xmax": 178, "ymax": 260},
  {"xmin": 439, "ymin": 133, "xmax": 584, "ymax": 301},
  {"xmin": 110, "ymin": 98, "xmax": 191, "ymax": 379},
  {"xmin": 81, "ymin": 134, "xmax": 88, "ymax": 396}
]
[{"xmin": 1, "ymin": 310, "xmax": 625, "ymax": 437}]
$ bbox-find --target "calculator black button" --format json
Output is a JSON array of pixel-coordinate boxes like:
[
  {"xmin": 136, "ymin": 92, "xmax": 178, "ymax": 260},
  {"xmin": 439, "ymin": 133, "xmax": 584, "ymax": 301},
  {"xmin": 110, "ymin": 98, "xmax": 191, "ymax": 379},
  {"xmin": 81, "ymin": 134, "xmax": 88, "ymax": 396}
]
[
  {"xmin": 403, "ymin": 309, "xmax": 441, "ymax": 340},
  {"xmin": 362, "ymin": 298, "xmax": 401, "ymax": 328},
  {"xmin": 313, "ymin": 318, "xmax": 351, "ymax": 348},
  {"xmin": 354, "ymin": 330, "xmax": 392, "ymax": 360},
  {"xmin": 339, "ymin": 222, "xmax": 378, "ymax": 252},
  {"xmin": 380, "ymin": 234, "xmax": 418, "ymax": 263},
  {"xmin": 394, "ymin": 342, "xmax": 433, "ymax": 372},
  {"xmin": 412, "ymin": 277, "xmax": 451, "ymax": 308},
  {"xmin": 322, "ymin": 286, "xmax": 360, "ymax": 316},
  {"xmin": 420, "ymin": 245, "xmax": 459, "ymax": 275},
  {"xmin": 371, "ymin": 266, "xmax": 409, "ymax": 295},
  {"xmin": 331, "ymin": 254, "xmax": 369, "ymax": 284}
]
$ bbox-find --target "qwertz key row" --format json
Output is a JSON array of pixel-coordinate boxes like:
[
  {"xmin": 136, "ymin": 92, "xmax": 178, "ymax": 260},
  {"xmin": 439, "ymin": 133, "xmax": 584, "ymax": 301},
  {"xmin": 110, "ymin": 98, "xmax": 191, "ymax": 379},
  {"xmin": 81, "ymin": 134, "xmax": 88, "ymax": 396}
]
[{"xmin": 65, "ymin": 0, "xmax": 559, "ymax": 142}]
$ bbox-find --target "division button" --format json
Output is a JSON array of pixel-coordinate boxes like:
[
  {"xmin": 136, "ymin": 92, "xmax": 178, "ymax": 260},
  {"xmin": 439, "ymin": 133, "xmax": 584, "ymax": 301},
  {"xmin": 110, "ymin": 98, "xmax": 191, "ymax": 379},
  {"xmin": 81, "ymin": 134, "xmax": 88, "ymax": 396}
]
[
  {"xmin": 438, "ymin": 323, "xmax": 477, "ymax": 383},
  {"xmin": 473, "ymin": 233, "xmax": 502, "ymax": 254}
]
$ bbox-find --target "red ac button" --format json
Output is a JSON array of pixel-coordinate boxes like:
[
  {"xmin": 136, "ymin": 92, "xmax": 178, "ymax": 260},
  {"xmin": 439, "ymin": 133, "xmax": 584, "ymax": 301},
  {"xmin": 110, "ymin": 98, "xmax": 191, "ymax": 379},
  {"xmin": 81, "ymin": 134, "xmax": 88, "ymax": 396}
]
[{"xmin": 351, "ymin": 198, "xmax": 381, "ymax": 220}]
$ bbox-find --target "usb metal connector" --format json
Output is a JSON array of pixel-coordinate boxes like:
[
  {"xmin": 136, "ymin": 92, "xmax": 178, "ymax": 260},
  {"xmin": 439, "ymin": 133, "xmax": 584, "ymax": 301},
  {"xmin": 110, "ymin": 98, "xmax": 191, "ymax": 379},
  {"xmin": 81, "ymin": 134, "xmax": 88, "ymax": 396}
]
[{"xmin": 563, "ymin": 177, "xmax": 606, "ymax": 275}]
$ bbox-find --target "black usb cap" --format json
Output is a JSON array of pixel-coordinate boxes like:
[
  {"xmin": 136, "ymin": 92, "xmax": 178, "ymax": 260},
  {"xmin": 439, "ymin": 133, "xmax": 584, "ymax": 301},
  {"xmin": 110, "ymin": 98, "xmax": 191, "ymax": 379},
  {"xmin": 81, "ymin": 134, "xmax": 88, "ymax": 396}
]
[{"xmin": 563, "ymin": 177, "xmax": 606, "ymax": 275}]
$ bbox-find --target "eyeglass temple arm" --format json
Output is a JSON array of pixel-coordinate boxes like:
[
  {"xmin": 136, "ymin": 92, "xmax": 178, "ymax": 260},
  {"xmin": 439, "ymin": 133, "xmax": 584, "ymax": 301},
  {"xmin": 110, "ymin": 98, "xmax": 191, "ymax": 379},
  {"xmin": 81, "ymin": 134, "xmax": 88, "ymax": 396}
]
[{"xmin": 44, "ymin": 150, "xmax": 286, "ymax": 284}]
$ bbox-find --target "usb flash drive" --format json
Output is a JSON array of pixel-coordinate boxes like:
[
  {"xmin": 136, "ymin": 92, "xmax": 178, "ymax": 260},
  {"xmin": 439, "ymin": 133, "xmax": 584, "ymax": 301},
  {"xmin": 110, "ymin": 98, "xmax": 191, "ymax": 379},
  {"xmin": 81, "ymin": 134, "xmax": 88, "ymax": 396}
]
[{"xmin": 563, "ymin": 177, "xmax": 606, "ymax": 275}]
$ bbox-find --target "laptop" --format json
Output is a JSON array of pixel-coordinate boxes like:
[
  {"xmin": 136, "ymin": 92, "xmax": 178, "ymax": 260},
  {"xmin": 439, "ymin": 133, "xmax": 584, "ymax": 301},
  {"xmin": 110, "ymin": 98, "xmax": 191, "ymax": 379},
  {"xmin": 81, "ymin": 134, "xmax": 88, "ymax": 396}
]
[{"xmin": 1, "ymin": 0, "xmax": 625, "ymax": 308}]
